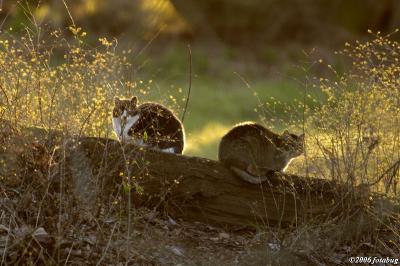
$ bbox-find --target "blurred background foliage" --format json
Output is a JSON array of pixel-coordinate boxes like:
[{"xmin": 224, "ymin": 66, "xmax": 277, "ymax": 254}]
[
  {"xmin": 2, "ymin": 0, "xmax": 398, "ymax": 44},
  {"xmin": 0, "ymin": 0, "xmax": 399, "ymax": 158}
]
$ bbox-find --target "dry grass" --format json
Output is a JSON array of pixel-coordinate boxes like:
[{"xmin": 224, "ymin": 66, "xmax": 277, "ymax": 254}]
[
  {"xmin": 0, "ymin": 25, "xmax": 135, "ymax": 138},
  {"xmin": 293, "ymin": 32, "xmax": 400, "ymax": 192}
]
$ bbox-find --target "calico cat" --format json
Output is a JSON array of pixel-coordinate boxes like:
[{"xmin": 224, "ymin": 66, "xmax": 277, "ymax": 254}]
[
  {"xmin": 112, "ymin": 96, "xmax": 185, "ymax": 154},
  {"xmin": 218, "ymin": 122, "xmax": 304, "ymax": 184}
]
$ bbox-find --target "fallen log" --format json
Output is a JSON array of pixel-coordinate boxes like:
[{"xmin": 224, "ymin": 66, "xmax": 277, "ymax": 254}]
[
  {"xmin": 66, "ymin": 137, "xmax": 348, "ymax": 227},
  {"xmin": 1, "ymin": 124, "xmax": 350, "ymax": 227}
]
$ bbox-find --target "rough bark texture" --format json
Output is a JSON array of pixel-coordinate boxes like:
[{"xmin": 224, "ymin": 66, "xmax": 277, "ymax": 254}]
[{"xmin": 1, "ymin": 125, "xmax": 348, "ymax": 228}]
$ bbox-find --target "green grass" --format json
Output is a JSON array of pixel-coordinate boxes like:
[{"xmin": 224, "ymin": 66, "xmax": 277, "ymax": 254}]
[{"xmin": 134, "ymin": 75, "xmax": 310, "ymax": 158}]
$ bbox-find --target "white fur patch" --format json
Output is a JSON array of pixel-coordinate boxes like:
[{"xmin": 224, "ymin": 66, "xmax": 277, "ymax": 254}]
[
  {"xmin": 112, "ymin": 117, "xmax": 122, "ymax": 139},
  {"xmin": 161, "ymin": 147, "xmax": 175, "ymax": 153},
  {"xmin": 112, "ymin": 114, "xmax": 140, "ymax": 142},
  {"xmin": 122, "ymin": 114, "xmax": 140, "ymax": 140}
]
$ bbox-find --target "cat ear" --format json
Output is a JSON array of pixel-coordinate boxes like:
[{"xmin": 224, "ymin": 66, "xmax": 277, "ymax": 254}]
[
  {"xmin": 114, "ymin": 97, "xmax": 121, "ymax": 105},
  {"xmin": 298, "ymin": 133, "xmax": 305, "ymax": 142},
  {"xmin": 282, "ymin": 130, "xmax": 290, "ymax": 139},
  {"xmin": 130, "ymin": 96, "xmax": 138, "ymax": 106}
]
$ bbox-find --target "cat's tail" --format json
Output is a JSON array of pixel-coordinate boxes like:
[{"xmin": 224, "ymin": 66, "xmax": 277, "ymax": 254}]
[{"xmin": 230, "ymin": 166, "xmax": 269, "ymax": 184}]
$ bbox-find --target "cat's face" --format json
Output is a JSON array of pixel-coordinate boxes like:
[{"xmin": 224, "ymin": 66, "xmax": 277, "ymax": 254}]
[
  {"xmin": 112, "ymin": 96, "xmax": 139, "ymax": 141},
  {"xmin": 113, "ymin": 96, "xmax": 138, "ymax": 119},
  {"xmin": 281, "ymin": 130, "xmax": 305, "ymax": 157}
]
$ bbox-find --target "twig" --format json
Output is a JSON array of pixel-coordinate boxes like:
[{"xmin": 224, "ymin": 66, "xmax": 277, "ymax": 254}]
[
  {"xmin": 61, "ymin": 0, "xmax": 75, "ymax": 27},
  {"xmin": 1, "ymin": 217, "xmax": 12, "ymax": 265},
  {"xmin": 133, "ymin": 25, "xmax": 165, "ymax": 61},
  {"xmin": 63, "ymin": 241, "xmax": 74, "ymax": 266},
  {"xmin": 35, "ymin": 146, "xmax": 59, "ymax": 228},
  {"xmin": 96, "ymin": 221, "xmax": 118, "ymax": 266},
  {"xmin": 369, "ymin": 159, "xmax": 400, "ymax": 186},
  {"xmin": 0, "ymin": 1, "xmax": 21, "ymax": 30},
  {"xmin": 181, "ymin": 44, "xmax": 192, "ymax": 124},
  {"xmin": 78, "ymin": 106, "xmax": 97, "ymax": 138},
  {"xmin": 233, "ymin": 71, "xmax": 268, "ymax": 124},
  {"xmin": 37, "ymin": 80, "xmax": 44, "ymax": 126},
  {"xmin": 0, "ymin": 83, "xmax": 9, "ymax": 106},
  {"xmin": 302, "ymin": 74, "xmax": 309, "ymax": 178}
]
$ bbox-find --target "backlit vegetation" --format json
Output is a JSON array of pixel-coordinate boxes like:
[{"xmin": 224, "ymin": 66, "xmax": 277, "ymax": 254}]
[
  {"xmin": 0, "ymin": 26, "xmax": 142, "ymax": 138},
  {"xmin": 296, "ymin": 32, "xmax": 399, "ymax": 193}
]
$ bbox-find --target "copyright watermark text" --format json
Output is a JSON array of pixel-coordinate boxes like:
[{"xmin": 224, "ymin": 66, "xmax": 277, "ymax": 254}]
[{"xmin": 349, "ymin": 257, "xmax": 399, "ymax": 264}]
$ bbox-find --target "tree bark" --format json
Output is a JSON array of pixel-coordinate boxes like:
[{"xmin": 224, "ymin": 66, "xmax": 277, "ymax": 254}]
[{"xmin": 67, "ymin": 136, "xmax": 346, "ymax": 227}]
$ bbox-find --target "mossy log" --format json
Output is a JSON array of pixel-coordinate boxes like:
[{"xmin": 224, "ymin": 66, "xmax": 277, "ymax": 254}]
[{"xmin": 1, "ymin": 124, "xmax": 349, "ymax": 227}]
